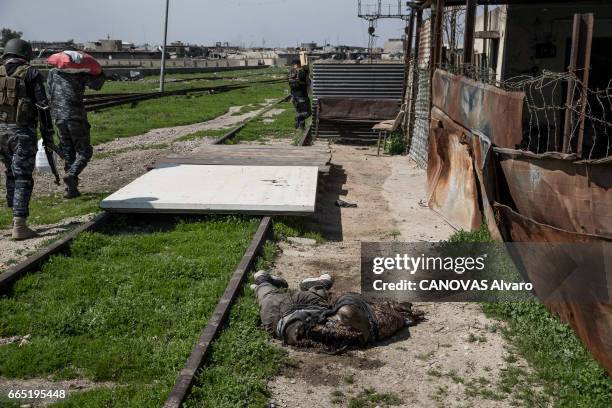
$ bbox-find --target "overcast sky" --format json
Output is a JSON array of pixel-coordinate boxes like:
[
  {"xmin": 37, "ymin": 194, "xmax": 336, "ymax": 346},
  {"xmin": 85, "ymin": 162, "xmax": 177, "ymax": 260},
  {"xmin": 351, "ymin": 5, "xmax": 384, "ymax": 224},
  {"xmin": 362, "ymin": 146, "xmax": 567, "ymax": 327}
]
[{"xmin": 0, "ymin": 0, "xmax": 410, "ymax": 48}]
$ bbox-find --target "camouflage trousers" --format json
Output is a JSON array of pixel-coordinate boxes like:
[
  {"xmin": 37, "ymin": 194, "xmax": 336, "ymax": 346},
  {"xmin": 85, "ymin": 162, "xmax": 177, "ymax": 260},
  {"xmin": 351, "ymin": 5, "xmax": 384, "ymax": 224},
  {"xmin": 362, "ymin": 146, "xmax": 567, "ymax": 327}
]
[
  {"xmin": 56, "ymin": 119, "xmax": 93, "ymax": 177},
  {"xmin": 291, "ymin": 90, "xmax": 312, "ymax": 129},
  {"xmin": 0, "ymin": 124, "xmax": 36, "ymax": 218}
]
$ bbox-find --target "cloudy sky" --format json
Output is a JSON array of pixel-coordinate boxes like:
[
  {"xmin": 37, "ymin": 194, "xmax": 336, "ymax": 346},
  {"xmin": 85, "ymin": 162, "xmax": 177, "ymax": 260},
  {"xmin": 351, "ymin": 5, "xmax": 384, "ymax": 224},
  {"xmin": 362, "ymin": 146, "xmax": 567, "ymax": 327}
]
[{"xmin": 0, "ymin": 0, "xmax": 410, "ymax": 48}]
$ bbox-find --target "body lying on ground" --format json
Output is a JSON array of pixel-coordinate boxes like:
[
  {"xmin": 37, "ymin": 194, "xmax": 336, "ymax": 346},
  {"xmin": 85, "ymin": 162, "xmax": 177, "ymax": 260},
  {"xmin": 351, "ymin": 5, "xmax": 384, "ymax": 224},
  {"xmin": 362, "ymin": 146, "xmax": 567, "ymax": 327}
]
[{"xmin": 252, "ymin": 271, "xmax": 424, "ymax": 351}]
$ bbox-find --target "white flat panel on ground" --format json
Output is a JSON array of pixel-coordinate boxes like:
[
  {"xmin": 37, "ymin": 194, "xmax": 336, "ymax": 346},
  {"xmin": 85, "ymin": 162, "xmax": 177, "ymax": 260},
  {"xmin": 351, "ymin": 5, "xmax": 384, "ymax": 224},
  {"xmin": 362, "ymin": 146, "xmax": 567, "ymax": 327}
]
[{"xmin": 101, "ymin": 164, "xmax": 319, "ymax": 215}]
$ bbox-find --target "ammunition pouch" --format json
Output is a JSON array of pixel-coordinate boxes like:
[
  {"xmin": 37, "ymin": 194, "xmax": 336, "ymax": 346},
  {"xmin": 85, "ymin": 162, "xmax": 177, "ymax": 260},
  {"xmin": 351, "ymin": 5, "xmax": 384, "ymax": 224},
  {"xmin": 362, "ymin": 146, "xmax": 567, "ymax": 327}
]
[
  {"xmin": 0, "ymin": 65, "xmax": 32, "ymax": 126},
  {"xmin": 16, "ymin": 98, "xmax": 36, "ymax": 127}
]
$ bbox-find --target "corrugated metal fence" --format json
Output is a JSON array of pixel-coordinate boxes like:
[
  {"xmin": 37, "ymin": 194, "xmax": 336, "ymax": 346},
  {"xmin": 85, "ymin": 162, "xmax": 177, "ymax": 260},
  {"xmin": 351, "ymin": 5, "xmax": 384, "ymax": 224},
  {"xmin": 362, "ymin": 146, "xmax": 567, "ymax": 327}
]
[
  {"xmin": 312, "ymin": 61, "xmax": 405, "ymax": 141},
  {"xmin": 407, "ymin": 18, "xmax": 432, "ymax": 167}
]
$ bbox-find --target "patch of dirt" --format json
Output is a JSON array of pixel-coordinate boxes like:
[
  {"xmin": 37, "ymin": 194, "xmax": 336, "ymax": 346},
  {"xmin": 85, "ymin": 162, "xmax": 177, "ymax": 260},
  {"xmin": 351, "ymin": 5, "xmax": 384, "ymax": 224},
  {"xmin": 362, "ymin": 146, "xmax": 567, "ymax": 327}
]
[
  {"xmin": 0, "ymin": 377, "xmax": 115, "ymax": 406},
  {"xmin": 265, "ymin": 144, "xmax": 526, "ymax": 408},
  {"xmin": 0, "ymin": 214, "xmax": 94, "ymax": 271},
  {"xmin": 262, "ymin": 108, "xmax": 285, "ymax": 123}
]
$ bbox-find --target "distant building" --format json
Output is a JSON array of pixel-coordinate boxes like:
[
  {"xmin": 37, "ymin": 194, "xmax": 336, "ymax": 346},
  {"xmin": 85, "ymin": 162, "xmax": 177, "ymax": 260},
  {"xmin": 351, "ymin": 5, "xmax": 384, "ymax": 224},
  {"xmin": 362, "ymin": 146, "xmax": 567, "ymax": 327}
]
[
  {"xmin": 300, "ymin": 42, "xmax": 318, "ymax": 51},
  {"xmin": 383, "ymin": 38, "xmax": 405, "ymax": 54}
]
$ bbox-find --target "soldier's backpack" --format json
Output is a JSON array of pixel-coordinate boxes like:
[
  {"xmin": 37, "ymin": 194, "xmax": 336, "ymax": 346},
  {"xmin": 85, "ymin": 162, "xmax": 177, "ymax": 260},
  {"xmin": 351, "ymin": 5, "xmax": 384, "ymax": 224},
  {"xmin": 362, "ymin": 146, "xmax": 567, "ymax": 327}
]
[
  {"xmin": 288, "ymin": 67, "xmax": 303, "ymax": 91},
  {"xmin": 0, "ymin": 64, "xmax": 36, "ymax": 126}
]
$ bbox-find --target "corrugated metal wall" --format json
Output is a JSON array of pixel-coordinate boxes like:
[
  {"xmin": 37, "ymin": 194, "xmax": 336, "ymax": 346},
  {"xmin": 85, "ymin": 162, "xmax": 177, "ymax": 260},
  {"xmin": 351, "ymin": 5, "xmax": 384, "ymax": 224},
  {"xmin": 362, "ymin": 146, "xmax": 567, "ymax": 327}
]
[{"xmin": 312, "ymin": 61, "xmax": 405, "ymax": 141}]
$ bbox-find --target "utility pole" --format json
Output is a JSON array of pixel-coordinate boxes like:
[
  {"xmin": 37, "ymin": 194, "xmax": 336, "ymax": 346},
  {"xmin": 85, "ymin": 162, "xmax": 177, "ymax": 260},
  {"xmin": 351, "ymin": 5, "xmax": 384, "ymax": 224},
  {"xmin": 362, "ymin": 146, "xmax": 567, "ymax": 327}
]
[{"xmin": 159, "ymin": 0, "xmax": 170, "ymax": 93}]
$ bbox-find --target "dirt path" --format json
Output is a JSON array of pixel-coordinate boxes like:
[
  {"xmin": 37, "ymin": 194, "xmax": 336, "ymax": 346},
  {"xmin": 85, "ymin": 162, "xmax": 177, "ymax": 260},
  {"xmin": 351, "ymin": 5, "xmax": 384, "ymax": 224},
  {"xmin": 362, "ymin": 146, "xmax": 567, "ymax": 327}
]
[{"xmin": 266, "ymin": 144, "xmax": 524, "ymax": 408}]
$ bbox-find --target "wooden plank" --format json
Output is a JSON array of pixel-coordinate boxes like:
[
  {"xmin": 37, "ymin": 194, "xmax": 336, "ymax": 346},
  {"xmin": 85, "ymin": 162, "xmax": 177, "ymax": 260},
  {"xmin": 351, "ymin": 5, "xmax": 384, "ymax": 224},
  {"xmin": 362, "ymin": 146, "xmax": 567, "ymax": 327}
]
[
  {"xmin": 562, "ymin": 13, "xmax": 594, "ymax": 156},
  {"xmin": 163, "ymin": 217, "xmax": 273, "ymax": 408},
  {"xmin": 100, "ymin": 165, "xmax": 319, "ymax": 215},
  {"xmin": 156, "ymin": 157, "xmax": 330, "ymax": 173},
  {"xmin": 191, "ymin": 145, "xmax": 330, "ymax": 152},
  {"xmin": 0, "ymin": 212, "xmax": 109, "ymax": 295}
]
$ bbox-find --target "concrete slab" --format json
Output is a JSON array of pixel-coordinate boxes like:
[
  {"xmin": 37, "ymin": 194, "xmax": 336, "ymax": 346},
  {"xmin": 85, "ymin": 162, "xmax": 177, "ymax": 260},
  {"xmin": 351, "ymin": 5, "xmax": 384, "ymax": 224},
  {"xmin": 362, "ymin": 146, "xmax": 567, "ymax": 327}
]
[{"xmin": 100, "ymin": 164, "xmax": 319, "ymax": 215}]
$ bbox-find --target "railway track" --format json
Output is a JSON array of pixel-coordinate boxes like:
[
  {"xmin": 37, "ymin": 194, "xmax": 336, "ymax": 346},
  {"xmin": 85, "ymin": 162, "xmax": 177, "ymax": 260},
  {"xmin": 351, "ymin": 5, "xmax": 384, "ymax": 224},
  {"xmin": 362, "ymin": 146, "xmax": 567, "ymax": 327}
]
[
  {"xmin": 84, "ymin": 78, "xmax": 285, "ymax": 112},
  {"xmin": 0, "ymin": 95, "xmax": 309, "ymax": 407}
]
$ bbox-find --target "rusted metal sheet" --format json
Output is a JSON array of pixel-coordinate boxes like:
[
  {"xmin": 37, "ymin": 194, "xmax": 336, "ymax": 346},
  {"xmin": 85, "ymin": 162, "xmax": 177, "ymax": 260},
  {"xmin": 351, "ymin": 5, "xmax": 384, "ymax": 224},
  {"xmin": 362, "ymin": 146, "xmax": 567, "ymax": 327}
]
[
  {"xmin": 431, "ymin": 69, "xmax": 525, "ymax": 148},
  {"xmin": 495, "ymin": 147, "xmax": 612, "ymax": 238},
  {"xmin": 494, "ymin": 203, "xmax": 612, "ymax": 374},
  {"xmin": 317, "ymin": 98, "xmax": 399, "ymax": 122},
  {"xmin": 427, "ymin": 107, "xmax": 482, "ymax": 231}
]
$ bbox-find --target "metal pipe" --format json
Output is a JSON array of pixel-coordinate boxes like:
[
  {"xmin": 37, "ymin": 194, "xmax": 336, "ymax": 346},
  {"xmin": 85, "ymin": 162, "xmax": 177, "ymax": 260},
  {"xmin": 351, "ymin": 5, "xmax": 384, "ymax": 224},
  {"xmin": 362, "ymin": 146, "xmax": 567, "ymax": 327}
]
[
  {"xmin": 159, "ymin": 0, "xmax": 170, "ymax": 93},
  {"xmin": 464, "ymin": 0, "xmax": 477, "ymax": 66}
]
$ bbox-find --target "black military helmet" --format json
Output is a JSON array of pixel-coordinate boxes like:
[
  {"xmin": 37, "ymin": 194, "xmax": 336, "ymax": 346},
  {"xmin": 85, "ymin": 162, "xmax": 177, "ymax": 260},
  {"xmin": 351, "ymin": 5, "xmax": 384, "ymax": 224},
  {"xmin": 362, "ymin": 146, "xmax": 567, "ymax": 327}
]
[{"xmin": 2, "ymin": 38, "xmax": 33, "ymax": 61}]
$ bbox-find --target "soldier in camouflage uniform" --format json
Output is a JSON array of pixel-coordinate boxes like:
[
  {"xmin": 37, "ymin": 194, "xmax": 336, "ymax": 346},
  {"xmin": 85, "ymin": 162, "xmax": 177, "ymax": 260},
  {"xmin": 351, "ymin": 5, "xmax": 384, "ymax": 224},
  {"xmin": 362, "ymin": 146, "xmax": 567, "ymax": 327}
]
[
  {"xmin": 0, "ymin": 39, "xmax": 55, "ymax": 240},
  {"xmin": 47, "ymin": 65, "xmax": 105, "ymax": 198},
  {"xmin": 288, "ymin": 58, "xmax": 311, "ymax": 129}
]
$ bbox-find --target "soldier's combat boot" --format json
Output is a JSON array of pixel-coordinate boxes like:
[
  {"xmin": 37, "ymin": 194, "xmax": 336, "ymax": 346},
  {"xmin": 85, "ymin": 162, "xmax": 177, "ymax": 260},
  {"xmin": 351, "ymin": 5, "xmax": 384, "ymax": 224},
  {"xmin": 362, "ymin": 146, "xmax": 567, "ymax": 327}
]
[
  {"xmin": 63, "ymin": 174, "xmax": 81, "ymax": 199},
  {"xmin": 12, "ymin": 217, "xmax": 39, "ymax": 240}
]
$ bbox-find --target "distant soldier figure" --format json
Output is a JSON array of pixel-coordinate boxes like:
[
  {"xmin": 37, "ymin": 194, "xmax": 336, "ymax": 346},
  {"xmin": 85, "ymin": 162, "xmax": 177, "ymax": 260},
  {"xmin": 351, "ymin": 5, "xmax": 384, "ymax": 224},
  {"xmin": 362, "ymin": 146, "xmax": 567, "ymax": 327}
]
[
  {"xmin": 47, "ymin": 56, "xmax": 105, "ymax": 198},
  {"xmin": 0, "ymin": 39, "xmax": 57, "ymax": 240},
  {"xmin": 288, "ymin": 57, "xmax": 311, "ymax": 129}
]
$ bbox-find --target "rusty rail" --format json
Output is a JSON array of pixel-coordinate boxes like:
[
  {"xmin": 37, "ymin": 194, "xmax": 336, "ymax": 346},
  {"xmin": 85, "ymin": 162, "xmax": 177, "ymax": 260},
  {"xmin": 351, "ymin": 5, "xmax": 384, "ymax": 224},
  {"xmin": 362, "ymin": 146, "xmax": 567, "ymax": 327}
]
[
  {"xmin": 85, "ymin": 78, "xmax": 285, "ymax": 112},
  {"xmin": 163, "ymin": 217, "xmax": 273, "ymax": 408}
]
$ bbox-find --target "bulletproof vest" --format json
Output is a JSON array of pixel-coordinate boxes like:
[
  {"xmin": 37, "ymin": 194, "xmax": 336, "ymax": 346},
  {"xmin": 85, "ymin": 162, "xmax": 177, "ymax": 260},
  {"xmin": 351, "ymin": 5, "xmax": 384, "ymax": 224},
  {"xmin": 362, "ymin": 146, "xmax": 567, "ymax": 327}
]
[
  {"xmin": 288, "ymin": 67, "xmax": 303, "ymax": 90},
  {"xmin": 0, "ymin": 64, "xmax": 35, "ymax": 126}
]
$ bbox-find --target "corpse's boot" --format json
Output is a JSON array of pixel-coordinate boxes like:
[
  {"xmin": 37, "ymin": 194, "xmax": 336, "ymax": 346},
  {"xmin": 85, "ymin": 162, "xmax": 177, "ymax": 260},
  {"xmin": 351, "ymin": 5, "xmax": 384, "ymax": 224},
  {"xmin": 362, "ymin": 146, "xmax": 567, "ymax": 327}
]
[
  {"xmin": 253, "ymin": 270, "xmax": 289, "ymax": 288},
  {"xmin": 299, "ymin": 274, "xmax": 334, "ymax": 291},
  {"xmin": 12, "ymin": 217, "xmax": 39, "ymax": 240},
  {"xmin": 63, "ymin": 174, "xmax": 81, "ymax": 199}
]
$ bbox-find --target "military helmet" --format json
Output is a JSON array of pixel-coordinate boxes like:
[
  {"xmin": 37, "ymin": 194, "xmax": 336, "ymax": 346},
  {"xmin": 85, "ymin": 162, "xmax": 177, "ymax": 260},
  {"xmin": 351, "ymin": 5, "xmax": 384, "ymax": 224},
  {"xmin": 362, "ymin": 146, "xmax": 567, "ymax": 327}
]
[{"xmin": 2, "ymin": 39, "xmax": 33, "ymax": 61}]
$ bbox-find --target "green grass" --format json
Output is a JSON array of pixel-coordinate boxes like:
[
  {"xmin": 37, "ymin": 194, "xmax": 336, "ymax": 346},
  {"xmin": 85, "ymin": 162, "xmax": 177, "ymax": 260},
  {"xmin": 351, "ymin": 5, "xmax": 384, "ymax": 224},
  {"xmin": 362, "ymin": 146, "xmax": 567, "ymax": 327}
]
[
  {"xmin": 348, "ymin": 388, "xmax": 402, "ymax": 408},
  {"xmin": 229, "ymin": 102, "xmax": 296, "ymax": 143},
  {"xmin": 178, "ymin": 101, "xmax": 297, "ymax": 144},
  {"xmin": 384, "ymin": 131, "xmax": 406, "ymax": 155},
  {"xmin": 183, "ymin": 284, "xmax": 286, "ymax": 408},
  {"xmin": 0, "ymin": 217, "xmax": 260, "ymax": 407},
  {"xmin": 450, "ymin": 225, "xmax": 612, "ymax": 407},
  {"xmin": 0, "ymin": 193, "xmax": 106, "ymax": 229},
  {"xmin": 89, "ymin": 68, "xmax": 284, "ymax": 94},
  {"xmin": 483, "ymin": 302, "xmax": 612, "ymax": 407},
  {"xmin": 88, "ymin": 81, "xmax": 288, "ymax": 145}
]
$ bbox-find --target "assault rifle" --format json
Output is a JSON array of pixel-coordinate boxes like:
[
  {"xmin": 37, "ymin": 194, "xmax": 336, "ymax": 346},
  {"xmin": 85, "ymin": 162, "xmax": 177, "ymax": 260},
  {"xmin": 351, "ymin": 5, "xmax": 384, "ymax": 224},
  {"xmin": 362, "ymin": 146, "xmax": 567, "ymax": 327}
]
[{"xmin": 36, "ymin": 104, "xmax": 63, "ymax": 185}]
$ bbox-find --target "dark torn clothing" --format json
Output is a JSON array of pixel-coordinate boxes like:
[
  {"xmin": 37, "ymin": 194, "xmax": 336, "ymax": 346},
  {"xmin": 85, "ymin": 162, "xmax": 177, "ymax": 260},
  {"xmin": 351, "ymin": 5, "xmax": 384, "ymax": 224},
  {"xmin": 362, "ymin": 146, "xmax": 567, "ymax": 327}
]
[
  {"xmin": 0, "ymin": 124, "xmax": 36, "ymax": 218},
  {"xmin": 255, "ymin": 283, "xmax": 329, "ymax": 336}
]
